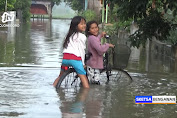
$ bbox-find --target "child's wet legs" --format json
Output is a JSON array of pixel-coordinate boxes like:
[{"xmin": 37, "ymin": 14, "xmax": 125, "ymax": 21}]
[
  {"xmin": 78, "ymin": 74, "xmax": 90, "ymax": 88},
  {"xmin": 53, "ymin": 71, "xmax": 64, "ymax": 87}
]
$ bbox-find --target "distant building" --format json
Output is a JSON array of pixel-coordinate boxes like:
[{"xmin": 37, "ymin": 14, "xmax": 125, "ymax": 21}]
[{"xmin": 30, "ymin": 0, "xmax": 52, "ymax": 18}]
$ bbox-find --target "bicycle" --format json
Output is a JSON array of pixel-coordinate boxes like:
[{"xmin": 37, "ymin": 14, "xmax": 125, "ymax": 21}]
[{"xmin": 56, "ymin": 35, "xmax": 133, "ymax": 89}]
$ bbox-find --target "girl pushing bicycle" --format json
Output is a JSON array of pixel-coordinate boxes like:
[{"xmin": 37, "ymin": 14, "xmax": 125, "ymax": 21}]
[
  {"xmin": 86, "ymin": 21, "xmax": 115, "ymax": 84},
  {"xmin": 53, "ymin": 16, "xmax": 89, "ymax": 88}
]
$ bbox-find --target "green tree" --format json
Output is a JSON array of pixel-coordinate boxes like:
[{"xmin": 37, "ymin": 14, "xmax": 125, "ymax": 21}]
[
  {"xmin": 109, "ymin": 0, "xmax": 177, "ymax": 47},
  {"xmin": 52, "ymin": 0, "xmax": 62, "ymax": 5},
  {"xmin": 0, "ymin": 0, "xmax": 16, "ymax": 11},
  {"xmin": 51, "ymin": 0, "xmax": 62, "ymax": 7},
  {"xmin": 80, "ymin": 9, "xmax": 97, "ymax": 22},
  {"xmin": 14, "ymin": 0, "xmax": 31, "ymax": 22},
  {"xmin": 64, "ymin": 0, "xmax": 84, "ymax": 12}
]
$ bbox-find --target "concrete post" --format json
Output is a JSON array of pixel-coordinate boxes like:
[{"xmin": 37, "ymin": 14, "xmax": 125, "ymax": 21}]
[
  {"xmin": 102, "ymin": 0, "xmax": 104, "ymax": 23},
  {"xmin": 85, "ymin": 0, "xmax": 88, "ymax": 10},
  {"xmin": 105, "ymin": 3, "xmax": 108, "ymax": 23}
]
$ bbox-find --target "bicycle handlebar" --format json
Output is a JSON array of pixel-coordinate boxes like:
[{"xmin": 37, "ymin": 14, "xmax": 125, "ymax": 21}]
[{"xmin": 105, "ymin": 34, "xmax": 110, "ymax": 39}]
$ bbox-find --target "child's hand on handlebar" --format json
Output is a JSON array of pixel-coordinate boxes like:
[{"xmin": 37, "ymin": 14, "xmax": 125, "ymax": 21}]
[
  {"xmin": 101, "ymin": 32, "xmax": 106, "ymax": 37},
  {"xmin": 109, "ymin": 43, "xmax": 115, "ymax": 48}
]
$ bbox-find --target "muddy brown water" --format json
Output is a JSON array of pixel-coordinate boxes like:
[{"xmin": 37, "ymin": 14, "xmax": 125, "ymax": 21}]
[{"xmin": 0, "ymin": 19, "xmax": 177, "ymax": 118}]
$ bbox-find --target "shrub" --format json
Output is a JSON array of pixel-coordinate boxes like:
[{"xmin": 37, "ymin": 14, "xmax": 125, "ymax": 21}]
[
  {"xmin": 80, "ymin": 9, "xmax": 97, "ymax": 22},
  {"xmin": 166, "ymin": 29, "xmax": 177, "ymax": 46}
]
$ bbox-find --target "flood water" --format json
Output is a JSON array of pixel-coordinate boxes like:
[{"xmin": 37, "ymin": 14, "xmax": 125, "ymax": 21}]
[{"xmin": 0, "ymin": 19, "xmax": 177, "ymax": 118}]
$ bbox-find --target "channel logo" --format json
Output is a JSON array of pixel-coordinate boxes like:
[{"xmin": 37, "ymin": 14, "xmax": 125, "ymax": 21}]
[
  {"xmin": 1, "ymin": 12, "xmax": 15, "ymax": 23},
  {"xmin": 0, "ymin": 11, "xmax": 20, "ymax": 27},
  {"xmin": 135, "ymin": 96, "xmax": 176, "ymax": 104}
]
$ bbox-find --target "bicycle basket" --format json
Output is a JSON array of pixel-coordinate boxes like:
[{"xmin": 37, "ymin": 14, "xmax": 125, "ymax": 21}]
[{"xmin": 112, "ymin": 44, "xmax": 131, "ymax": 69}]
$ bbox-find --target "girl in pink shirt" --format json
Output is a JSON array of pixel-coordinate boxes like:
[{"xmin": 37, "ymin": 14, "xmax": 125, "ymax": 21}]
[{"xmin": 86, "ymin": 21, "xmax": 114, "ymax": 84}]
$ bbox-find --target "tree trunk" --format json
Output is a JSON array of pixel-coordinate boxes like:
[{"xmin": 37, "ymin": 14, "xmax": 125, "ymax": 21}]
[{"xmin": 152, "ymin": 0, "xmax": 156, "ymax": 9}]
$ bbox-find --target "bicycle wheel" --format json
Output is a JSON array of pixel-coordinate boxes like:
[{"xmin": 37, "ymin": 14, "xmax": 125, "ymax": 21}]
[
  {"xmin": 106, "ymin": 69, "xmax": 132, "ymax": 86},
  {"xmin": 56, "ymin": 68, "xmax": 81, "ymax": 89}
]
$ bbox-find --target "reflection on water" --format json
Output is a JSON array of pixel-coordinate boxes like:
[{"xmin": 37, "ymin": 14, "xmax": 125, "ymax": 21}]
[
  {"xmin": 0, "ymin": 19, "xmax": 70, "ymax": 67},
  {"xmin": 0, "ymin": 19, "xmax": 177, "ymax": 118},
  {"xmin": 0, "ymin": 68, "xmax": 61, "ymax": 117}
]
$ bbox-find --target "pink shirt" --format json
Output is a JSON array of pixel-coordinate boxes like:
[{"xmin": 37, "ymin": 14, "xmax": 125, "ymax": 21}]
[{"xmin": 87, "ymin": 34, "xmax": 109, "ymax": 69}]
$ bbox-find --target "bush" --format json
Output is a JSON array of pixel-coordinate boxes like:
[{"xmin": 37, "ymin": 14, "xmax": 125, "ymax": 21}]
[
  {"xmin": 80, "ymin": 9, "xmax": 97, "ymax": 22},
  {"xmin": 166, "ymin": 29, "xmax": 177, "ymax": 46},
  {"xmin": 104, "ymin": 23, "xmax": 119, "ymax": 36}
]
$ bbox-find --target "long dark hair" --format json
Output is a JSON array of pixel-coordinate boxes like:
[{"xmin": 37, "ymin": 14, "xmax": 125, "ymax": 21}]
[
  {"xmin": 86, "ymin": 20, "xmax": 98, "ymax": 36},
  {"xmin": 63, "ymin": 16, "xmax": 86, "ymax": 49}
]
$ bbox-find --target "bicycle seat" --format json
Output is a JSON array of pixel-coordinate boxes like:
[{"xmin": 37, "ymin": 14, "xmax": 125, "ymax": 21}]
[{"xmin": 61, "ymin": 65, "xmax": 71, "ymax": 71}]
